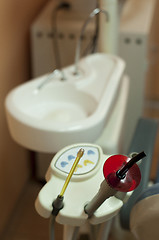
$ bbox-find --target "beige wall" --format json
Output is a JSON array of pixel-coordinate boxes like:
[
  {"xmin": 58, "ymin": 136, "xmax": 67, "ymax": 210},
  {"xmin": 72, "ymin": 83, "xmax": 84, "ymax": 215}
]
[
  {"xmin": 0, "ymin": 0, "xmax": 158, "ymax": 235},
  {"xmin": 144, "ymin": 0, "xmax": 159, "ymax": 180},
  {"xmin": 145, "ymin": 0, "xmax": 159, "ymax": 100},
  {"xmin": 0, "ymin": 0, "xmax": 48, "ymax": 235}
]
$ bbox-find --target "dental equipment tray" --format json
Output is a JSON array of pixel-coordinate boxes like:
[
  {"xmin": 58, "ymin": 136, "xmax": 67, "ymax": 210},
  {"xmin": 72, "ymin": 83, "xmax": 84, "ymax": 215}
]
[{"xmin": 35, "ymin": 143, "xmax": 131, "ymax": 226}]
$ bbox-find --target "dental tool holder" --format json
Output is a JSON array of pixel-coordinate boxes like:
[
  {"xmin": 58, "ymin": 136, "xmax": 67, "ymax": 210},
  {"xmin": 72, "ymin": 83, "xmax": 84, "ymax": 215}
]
[{"xmin": 35, "ymin": 143, "xmax": 132, "ymax": 226}]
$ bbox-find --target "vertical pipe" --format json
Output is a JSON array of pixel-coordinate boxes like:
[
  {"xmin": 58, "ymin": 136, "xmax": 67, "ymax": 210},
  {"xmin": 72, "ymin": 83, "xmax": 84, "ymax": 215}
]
[{"xmin": 99, "ymin": 0, "xmax": 119, "ymax": 54}]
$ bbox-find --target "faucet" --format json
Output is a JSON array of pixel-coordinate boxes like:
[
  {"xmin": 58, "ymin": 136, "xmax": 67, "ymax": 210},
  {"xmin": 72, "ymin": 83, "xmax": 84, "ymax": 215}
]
[{"xmin": 74, "ymin": 8, "xmax": 109, "ymax": 75}]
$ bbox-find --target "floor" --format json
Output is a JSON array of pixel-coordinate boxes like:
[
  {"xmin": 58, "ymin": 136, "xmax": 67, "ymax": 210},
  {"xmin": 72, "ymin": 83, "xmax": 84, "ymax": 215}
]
[
  {"xmin": 0, "ymin": 180, "xmax": 99, "ymax": 240},
  {"xmin": 1, "ymin": 181, "xmax": 52, "ymax": 240},
  {"xmin": 1, "ymin": 104, "xmax": 159, "ymax": 240}
]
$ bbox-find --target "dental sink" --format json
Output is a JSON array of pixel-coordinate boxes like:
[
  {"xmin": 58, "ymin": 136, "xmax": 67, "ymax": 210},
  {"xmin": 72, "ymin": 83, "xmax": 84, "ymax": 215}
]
[{"xmin": 5, "ymin": 53, "xmax": 125, "ymax": 153}]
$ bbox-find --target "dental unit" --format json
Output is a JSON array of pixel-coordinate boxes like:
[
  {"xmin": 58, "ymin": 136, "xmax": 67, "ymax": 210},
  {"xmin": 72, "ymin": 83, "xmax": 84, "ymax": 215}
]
[
  {"xmin": 5, "ymin": 6, "xmax": 128, "ymax": 154},
  {"xmin": 35, "ymin": 143, "xmax": 146, "ymax": 240},
  {"xmin": 4, "ymin": 0, "xmax": 158, "ymax": 240}
]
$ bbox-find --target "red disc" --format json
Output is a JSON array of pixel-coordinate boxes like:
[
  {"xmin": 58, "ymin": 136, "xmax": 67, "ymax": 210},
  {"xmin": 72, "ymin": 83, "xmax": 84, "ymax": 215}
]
[{"xmin": 103, "ymin": 155, "xmax": 141, "ymax": 192}]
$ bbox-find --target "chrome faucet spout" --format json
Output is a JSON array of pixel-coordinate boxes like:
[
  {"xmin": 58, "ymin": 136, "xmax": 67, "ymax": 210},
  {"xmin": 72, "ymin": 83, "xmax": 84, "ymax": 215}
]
[
  {"xmin": 36, "ymin": 69, "xmax": 65, "ymax": 92},
  {"xmin": 74, "ymin": 8, "xmax": 109, "ymax": 75}
]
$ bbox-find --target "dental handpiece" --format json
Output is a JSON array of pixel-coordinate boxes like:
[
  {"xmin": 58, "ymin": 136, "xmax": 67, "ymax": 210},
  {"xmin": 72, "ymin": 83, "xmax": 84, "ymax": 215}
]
[
  {"xmin": 84, "ymin": 152, "xmax": 146, "ymax": 217},
  {"xmin": 84, "ymin": 179, "xmax": 117, "ymax": 217}
]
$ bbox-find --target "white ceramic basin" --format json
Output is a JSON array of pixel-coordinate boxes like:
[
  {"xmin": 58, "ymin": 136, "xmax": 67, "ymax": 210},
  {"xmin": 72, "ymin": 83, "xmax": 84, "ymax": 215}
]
[{"xmin": 5, "ymin": 53, "xmax": 125, "ymax": 153}]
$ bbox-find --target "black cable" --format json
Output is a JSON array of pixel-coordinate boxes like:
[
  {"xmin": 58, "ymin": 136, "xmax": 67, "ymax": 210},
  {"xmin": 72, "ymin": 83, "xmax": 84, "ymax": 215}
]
[
  {"xmin": 116, "ymin": 151, "xmax": 146, "ymax": 179},
  {"xmin": 49, "ymin": 195, "xmax": 64, "ymax": 240},
  {"xmin": 51, "ymin": 2, "xmax": 71, "ymax": 70},
  {"xmin": 49, "ymin": 215, "xmax": 56, "ymax": 240}
]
